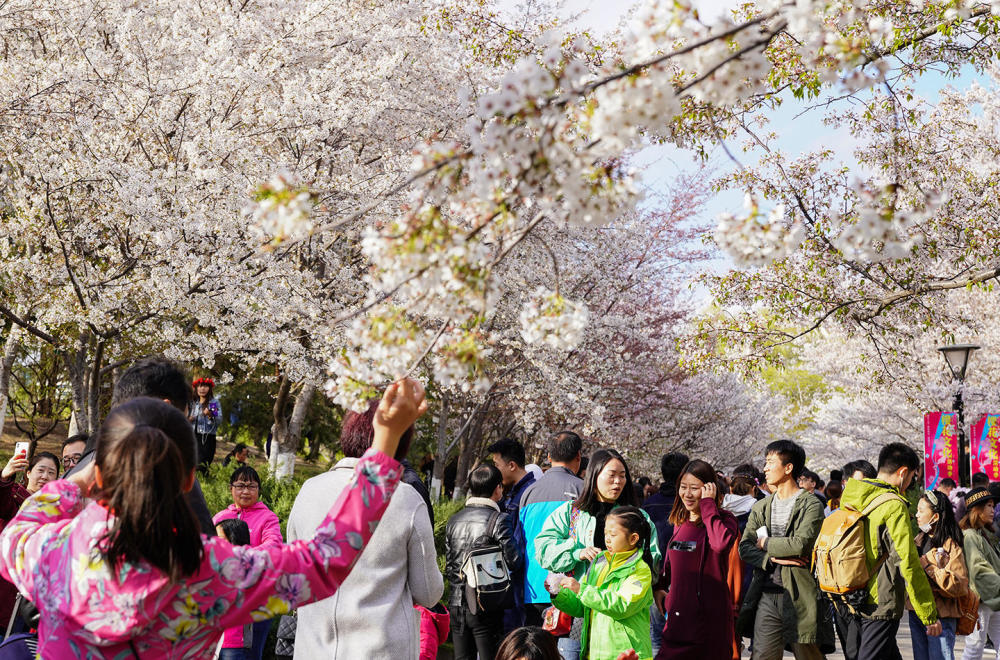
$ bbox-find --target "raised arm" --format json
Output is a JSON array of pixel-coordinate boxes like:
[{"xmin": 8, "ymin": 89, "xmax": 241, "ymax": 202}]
[
  {"xmin": 212, "ymin": 447, "xmax": 402, "ymax": 629},
  {"xmin": 699, "ymin": 497, "xmax": 738, "ymax": 554}
]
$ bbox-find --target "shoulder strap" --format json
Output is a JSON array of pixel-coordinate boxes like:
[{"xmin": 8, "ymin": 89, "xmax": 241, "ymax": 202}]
[
  {"xmin": 129, "ymin": 639, "xmax": 141, "ymax": 659},
  {"xmin": 860, "ymin": 491, "xmax": 906, "ymax": 517},
  {"xmin": 486, "ymin": 510, "xmax": 501, "ymax": 541},
  {"xmin": 4, "ymin": 593, "xmax": 20, "ymax": 640},
  {"xmin": 568, "ymin": 505, "xmax": 581, "ymax": 544}
]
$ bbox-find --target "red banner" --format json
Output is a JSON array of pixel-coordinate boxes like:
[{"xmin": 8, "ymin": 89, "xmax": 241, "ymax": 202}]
[
  {"xmin": 925, "ymin": 412, "xmax": 960, "ymax": 490},
  {"xmin": 971, "ymin": 414, "xmax": 1000, "ymax": 481}
]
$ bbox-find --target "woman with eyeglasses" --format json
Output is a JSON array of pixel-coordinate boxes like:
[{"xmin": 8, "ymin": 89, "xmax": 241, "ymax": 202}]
[{"xmin": 213, "ymin": 466, "xmax": 282, "ymax": 659}]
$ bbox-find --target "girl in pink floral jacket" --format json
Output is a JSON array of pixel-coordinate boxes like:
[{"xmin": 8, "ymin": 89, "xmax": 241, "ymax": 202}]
[{"xmin": 0, "ymin": 378, "xmax": 427, "ymax": 659}]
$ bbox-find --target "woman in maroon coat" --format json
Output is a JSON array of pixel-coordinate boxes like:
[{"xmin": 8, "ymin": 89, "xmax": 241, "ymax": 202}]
[
  {"xmin": 654, "ymin": 459, "xmax": 739, "ymax": 660},
  {"xmin": 0, "ymin": 450, "xmax": 31, "ymax": 628}
]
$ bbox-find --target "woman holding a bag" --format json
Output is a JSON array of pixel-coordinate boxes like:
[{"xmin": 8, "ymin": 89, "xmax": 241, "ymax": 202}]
[
  {"xmin": 959, "ymin": 487, "xmax": 1000, "ymax": 660},
  {"xmin": 535, "ymin": 449, "xmax": 660, "ymax": 660},
  {"xmin": 906, "ymin": 489, "xmax": 971, "ymax": 660}
]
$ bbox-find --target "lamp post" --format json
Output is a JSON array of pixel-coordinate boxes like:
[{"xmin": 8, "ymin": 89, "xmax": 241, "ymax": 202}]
[{"xmin": 938, "ymin": 344, "xmax": 980, "ymax": 487}]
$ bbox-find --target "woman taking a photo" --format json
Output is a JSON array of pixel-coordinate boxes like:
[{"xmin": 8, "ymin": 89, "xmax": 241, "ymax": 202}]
[
  {"xmin": 906, "ymin": 489, "xmax": 968, "ymax": 660},
  {"xmin": 959, "ymin": 487, "xmax": 1000, "ymax": 660},
  {"xmin": 653, "ymin": 459, "xmax": 738, "ymax": 660},
  {"xmin": 25, "ymin": 451, "xmax": 59, "ymax": 493},
  {"xmin": 0, "ymin": 378, "xmax": 426, "ymax": 658},
  {"xmin": 213, "ymin": 466, "xmax": 284, "ymax": 659},
  {"xmin": 535, "ymin": 449, "xmax": 660, "ymax": 660}
]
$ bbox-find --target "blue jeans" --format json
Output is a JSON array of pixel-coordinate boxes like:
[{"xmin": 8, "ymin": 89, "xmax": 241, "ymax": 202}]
[
  {"xmin": 908, "ymin": 611, "xmax": 956, "ymax": 660},
  {"xmin": 558, "ymin": 636, "xmax": 581, "ymax": 660},
  {"xmin": 650, "ymin": 603, "xmax": 666, "ymax": 656},
  {"xmin": 218, "ymin": 620, "xmax": 272, "ymax": 660}
]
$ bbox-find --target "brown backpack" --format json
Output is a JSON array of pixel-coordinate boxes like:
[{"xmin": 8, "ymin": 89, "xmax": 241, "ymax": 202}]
[
  {"xmin": 813, "ymin": 491, "xmax": 906, "ymax": 595},
  {"xmin": 956, "ymin": 588, "xmax": 981, "ymax": 636}
]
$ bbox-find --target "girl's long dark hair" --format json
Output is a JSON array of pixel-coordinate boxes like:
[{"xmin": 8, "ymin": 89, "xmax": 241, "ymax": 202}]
[
  {"xmin": 608, "ymin": 505, "xmax": 655, "ymax": 572},
  {"xmin": 923, "ymin": 489, "xmax": 963, "ymax": 550},
  {"xmin": 573, "ymin": 448, "xmax": 637, "ymax": 515},
  {"xmin": 95, "ymin": 397, "xmax": 203, "ymax": 582}
]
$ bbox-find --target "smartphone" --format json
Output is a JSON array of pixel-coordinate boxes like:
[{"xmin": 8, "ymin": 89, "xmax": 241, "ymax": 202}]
[{"xmin": 13, "ymin": 442, "xmax": 28, "ymax": 458}]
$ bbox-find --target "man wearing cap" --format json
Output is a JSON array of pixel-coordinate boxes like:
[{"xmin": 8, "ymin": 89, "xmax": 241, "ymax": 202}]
[{"xmin": 839, "ymin": 442, "xmax": 939, "ymax": 660}]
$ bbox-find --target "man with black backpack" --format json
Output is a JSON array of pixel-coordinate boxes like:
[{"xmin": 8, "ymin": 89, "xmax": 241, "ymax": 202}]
[
  {"xmin": 445, "ymin": 464, "xmax": 522, "ymax": 660},
  {"xmin": 832, "ymin": 442, "xmax": 940, "ymax": 660}
]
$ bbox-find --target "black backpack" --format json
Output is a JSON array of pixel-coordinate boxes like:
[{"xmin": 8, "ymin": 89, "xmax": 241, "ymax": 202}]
[{"xmin": 460, "ymin": 511, "xmax": 512, "ymax": 615}]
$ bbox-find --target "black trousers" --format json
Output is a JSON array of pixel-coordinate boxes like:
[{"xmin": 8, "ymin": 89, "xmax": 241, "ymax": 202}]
[
  {"xmin": 857, "ymin": 616, "xmax": 901, "ymax": 660},
  {"xmin": 524, "ymin": 602, "xmax": 549, "ymax": 628},
  {"xmin": 834, "ymin": 603, "xmax": 861, "ymax": 660},
  {"xmin": 195, "ymin": 432, "xmax": 217, "ymax": 471},
  {"xmin": 451, "ymin": 606, "xmax": 503, "ymax": 660}
]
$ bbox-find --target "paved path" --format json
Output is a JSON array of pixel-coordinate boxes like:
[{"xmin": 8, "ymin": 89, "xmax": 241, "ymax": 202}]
[{"xmin": 782, "ymin": 614, "xmax": 975, "ymax": 658}]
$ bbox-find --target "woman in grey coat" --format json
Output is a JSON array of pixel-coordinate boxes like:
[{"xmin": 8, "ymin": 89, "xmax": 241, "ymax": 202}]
[{"xmin": 287, "ymin": 401, "xmax": 443, "ymax": 659}]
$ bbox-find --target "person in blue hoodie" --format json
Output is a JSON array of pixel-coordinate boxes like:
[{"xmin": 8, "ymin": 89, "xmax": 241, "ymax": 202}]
[{"xmin": 519, "ymin": 431, "xmax": 584, "ymax": 627}]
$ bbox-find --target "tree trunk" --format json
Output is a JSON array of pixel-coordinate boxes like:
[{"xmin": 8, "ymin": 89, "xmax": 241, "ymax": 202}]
[
  {"xmin": 65, "ymin": 331, "xmax": 91, "ymax": 436},
  {"xmin": 430, "ymin": 393, "xmax": 451, "ymax": 502},
  {"xmin": 0, "ymin": 324, "xmax": 19, "ymax": 434},
  {"xmin": 453, "ymin": 406, "xmax": 487, "ymax": 500},
  {"xmin": 86, "ymin": 341, "xmax": 105, "ymax": 434},
  {"xmin": 269, "ymin": 379, "xmax": 315, "ymax": 479}
]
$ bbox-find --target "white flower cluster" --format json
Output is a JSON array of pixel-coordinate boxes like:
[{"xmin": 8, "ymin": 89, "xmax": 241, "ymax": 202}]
[
  {"xmin": 518, "ymin": 287, "xmax": 589, "ymax": 351},
  {"xmin": 715, "ymin": 195, "xmax": 804, "ymax": 267},
  {"xmin": 832, "ymin": 186, "xmax": 940, "ymax": 262},
  {"xmin": 246, "ymin": 171, "xmax": 314, "ymax": 243}
]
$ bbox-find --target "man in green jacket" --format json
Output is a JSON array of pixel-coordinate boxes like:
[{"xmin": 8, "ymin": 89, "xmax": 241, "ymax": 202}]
[
  {"xmin": 739, "ymin": 440, "xmax": 831, "ymax": 660},
  {"xmin": 839, "ymin": 442, "xmax": 940, "ymax": 660}
]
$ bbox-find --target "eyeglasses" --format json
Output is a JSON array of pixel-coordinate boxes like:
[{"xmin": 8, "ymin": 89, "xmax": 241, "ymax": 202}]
[
  {"xmin": 230, "ymin": 482, "xmax": 259, "ymax": 491},
  {"xmin": 62, "ymin": 454, "xmax": 83, "ymax": 469}
]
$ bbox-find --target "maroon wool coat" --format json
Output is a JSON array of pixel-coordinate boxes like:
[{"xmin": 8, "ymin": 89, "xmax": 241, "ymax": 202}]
[{"xmin": 655, "ymin": 497, "xmax": 739, "ymax": 660}]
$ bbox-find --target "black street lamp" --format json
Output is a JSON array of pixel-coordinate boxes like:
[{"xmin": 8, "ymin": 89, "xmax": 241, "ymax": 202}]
[{"xmin": 938, "ymin": 344, "xmax": 980, "ymax": 487}]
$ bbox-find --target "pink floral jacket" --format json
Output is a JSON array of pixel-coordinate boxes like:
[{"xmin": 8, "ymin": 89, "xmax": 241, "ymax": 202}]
[{"xmin": 0, "ymin": 448, "xmax": 400, "ymax": 659}]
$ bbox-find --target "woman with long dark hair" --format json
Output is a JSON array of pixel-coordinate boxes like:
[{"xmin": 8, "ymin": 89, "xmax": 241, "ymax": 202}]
[
  {"xmin": 0, "ymin": 378, "xmax": 426, "ymax": 658},
  {"xmin": 907, "ymin": 489, "xmax": 968, "ymax": 660},
  {"xmin": 535, "ymin": 449, "xmax": 660, "ymax": 660},
  {"xmin": 653, "ymin": 459, "xmax": 739, "ymax": 660}
]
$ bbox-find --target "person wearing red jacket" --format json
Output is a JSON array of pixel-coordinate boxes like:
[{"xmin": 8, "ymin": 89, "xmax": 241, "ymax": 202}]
[
  {"xmin": 653, "ymin": 459, "xmax": 739, "ymax": 660},
  {"xmin": 415, "ymin": 603, "xmax": 450, "ymax": 660}
]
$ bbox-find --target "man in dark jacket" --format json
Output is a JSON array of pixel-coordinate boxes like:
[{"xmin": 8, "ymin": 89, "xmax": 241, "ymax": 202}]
[
  {"xmin": 445, "ymin": 464, "xmax": 522, "ymax": 660},
  {"xmin": 487, "ymin": 437, "xmax": 535, "ymax": 632},
  {"xmin": 642, "ymin": 451, "xmax": 689, "ymax": 556},
  {"xmin": 739, "ymin": 440, "xmax": 832, "ymax": 660}
]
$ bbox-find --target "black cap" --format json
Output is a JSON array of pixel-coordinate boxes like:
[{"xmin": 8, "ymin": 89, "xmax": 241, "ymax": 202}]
[{"xmin": 964, "ymin": 487, "xmax": 1000, "ymax": 508}]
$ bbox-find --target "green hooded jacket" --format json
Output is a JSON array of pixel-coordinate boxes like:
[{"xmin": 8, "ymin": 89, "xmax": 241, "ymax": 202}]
[
  {"xmin": 839, "ymin": 477, "xmax": 938, "ymax": 625},
  {"xmin": 553, "ymin": 549, "xmax": 653, "ymax": 660},
  {"xmin": 738, "ymin": 490, "xmax": 834, "ymax": 647}
]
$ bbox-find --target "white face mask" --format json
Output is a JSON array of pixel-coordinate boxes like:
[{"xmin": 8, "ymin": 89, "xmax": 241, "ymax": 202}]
[{"xmin": 918, "ymin": 521, "xmax": 934, "ymax": 533}]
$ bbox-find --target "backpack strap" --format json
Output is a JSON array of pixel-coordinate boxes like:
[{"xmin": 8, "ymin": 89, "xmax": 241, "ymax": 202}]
[
  {"xmin": 860, "ymin": 491, "xmax": 907, "ymax": 516},
  {"xmin": 567, "ymin": 505, "xmax": 581, "ymax": 544},
  {"xmin": 486, "ymin": 509, "xmax": 501, "ymax": 541},
  {"xmin": 858, "ymin": 491, "xmax": 908, "ymax": 579}
]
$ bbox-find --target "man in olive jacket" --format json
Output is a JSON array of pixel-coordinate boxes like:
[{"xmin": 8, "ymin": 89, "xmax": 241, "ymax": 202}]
[{"xmin": 739, "ymin": 440, "xmax": 833, "ymax": 660}]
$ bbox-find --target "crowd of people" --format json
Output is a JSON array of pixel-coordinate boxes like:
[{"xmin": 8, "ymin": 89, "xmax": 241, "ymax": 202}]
[{"xmin": 0, "ymin": 357, "xmax": 995, "ymax": 660}]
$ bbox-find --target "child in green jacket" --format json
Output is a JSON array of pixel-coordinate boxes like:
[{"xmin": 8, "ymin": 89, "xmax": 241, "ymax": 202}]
[{"xmin": 552, "ymin": 506, "xmax": 654, "ymax": 660}]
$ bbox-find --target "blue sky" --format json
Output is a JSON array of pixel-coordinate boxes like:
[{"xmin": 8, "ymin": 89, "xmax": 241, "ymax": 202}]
[{"xmin": 494, "ymin": 0, "xmax": 990, "ymax": 294}]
